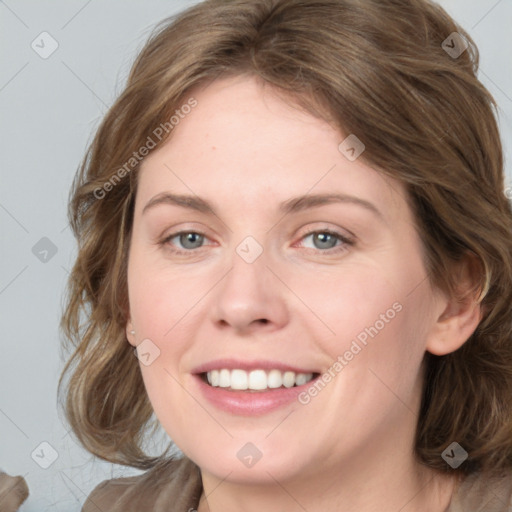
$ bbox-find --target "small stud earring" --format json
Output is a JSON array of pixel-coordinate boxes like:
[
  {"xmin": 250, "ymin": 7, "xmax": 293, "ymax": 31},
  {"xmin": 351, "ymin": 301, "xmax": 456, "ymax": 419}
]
[{"xmin": 130, "ymin": 330, "xmax": 135, "ymax": 335}]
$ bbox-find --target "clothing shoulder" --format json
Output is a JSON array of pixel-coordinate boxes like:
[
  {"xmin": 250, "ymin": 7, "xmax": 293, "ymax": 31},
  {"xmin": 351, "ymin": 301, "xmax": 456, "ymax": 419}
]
[
  {"xmin": 0, "ymin": 471, "xmax": 29, "ymax": 512},
  {"xmin": 81, "ymin": 457, "xmax": 202, "ymax": 512},
  {"xmin": 449, "ymin": 470, "xmax": 512, "ymax": 512}
]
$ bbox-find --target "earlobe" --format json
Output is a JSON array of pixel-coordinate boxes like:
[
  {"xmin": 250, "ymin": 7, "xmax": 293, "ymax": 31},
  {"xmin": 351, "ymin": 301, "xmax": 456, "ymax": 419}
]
[
  {"xmin": 425, "ymin": 253, "xmax": 486, "ymax": 356},
  {"xmin": 125, "ymin": 320, "xmax": 137, "ymax": 347}
]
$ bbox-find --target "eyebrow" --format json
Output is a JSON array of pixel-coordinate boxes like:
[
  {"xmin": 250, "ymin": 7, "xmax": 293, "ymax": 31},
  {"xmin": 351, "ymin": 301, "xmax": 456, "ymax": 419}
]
[{"xmin": 142, "ymin": 192, "xmax": 383, "ymax": 219}]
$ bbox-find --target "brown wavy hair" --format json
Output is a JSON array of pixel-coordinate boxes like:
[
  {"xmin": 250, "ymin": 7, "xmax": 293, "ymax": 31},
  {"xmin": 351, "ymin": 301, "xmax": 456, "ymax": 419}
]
[{"xmin": 58, "ymin": 0, "xmax": 512, "ymax": 476}]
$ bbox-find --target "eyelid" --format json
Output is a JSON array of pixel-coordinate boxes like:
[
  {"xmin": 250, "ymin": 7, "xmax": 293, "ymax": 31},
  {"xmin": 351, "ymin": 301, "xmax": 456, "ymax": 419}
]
[
  {"xmin": 293, "ymin": 222, "xmax": 354, "ymax": 244},
  {"xmin": 159, "ymin": 222, "xmax": 214, "ymax": 243},
  {"xmin": 292, "ymin": 228, "xmax": 354, "ymax": 254},
  {"xmin": 160, "ymin": 229, "xmax": 215, "ymax": 253}
]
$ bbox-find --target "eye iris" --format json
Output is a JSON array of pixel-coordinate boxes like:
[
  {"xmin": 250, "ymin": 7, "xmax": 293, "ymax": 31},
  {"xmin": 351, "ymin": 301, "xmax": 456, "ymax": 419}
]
[
  {"xmin": 314, "ymin": 232, "xmax": 337, "ymax": 249},
  {"xmin": 180, "ymin": 232, "xmax": 203, "ymax": 249}
]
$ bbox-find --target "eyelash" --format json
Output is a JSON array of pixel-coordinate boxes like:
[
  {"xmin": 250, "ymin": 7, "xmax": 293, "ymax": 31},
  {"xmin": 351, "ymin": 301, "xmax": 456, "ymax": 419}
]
[{"xmin": 159, "ymin": 229, "xmax": 354, "ymax": 256}]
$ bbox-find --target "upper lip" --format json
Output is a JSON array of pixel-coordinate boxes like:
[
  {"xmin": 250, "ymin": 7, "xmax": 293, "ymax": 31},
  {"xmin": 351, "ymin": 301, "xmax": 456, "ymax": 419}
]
[{"xmin": 191, "ymin": 359, "xmax": 319, "ymax": 374}]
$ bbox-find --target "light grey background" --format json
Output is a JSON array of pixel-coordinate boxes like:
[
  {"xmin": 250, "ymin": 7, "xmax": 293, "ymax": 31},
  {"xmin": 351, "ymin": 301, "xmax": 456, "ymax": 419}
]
[{"xmin": 1, "ymin": 1, "xmax": 511, "ymax": 510}]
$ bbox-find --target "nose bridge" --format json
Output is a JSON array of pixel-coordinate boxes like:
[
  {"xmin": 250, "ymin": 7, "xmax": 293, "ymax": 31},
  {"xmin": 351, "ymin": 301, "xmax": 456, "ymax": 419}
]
[{"xmin": 210, "ymin": 235, "xmax": 288, "ymax": 331}]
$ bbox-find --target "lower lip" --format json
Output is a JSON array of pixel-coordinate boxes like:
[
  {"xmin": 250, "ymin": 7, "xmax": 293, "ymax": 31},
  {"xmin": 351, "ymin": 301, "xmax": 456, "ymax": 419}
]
[{"xmin": 193, "ymin": 374, "xmax": 318, "ymax": 416}]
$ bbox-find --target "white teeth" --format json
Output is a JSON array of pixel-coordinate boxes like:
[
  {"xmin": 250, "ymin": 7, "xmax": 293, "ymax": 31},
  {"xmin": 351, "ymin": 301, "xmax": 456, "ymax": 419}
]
[
  {"xmin": 248, "ymin": 370, "xmax": 267, "ymax": 390},
  {"xmin": 267, "ymin": 369, "xmax": 283, "ymax": 388},
  {"xmin": 205, "ymin": 369, "xmax": 314, "ymax": 390},
  {"xmin": 230, "ymin": 369, "xmax": 248, "ymax": 390},
  {"xmin": 282, "ymin": 371, "xmax": 295, "ymax": 388},
  {"xmin": 295, "ymin": 373, "xmax": 309, "ymax": 386},
  {"xmin": 219, "ymin": 369, "xmax": 230, "ymax": 388},
  {"xmin": 210, "ymin": 370, "xmax": 219, "ymax": 386}
]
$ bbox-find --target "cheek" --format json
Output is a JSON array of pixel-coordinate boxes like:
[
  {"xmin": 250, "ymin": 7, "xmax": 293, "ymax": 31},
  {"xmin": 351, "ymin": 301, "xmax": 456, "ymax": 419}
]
[
  {"xmin": 127, "ymin": 253, "xmax": 202, "ymax": 345},
  {"xmin": 126, "ymin": 258, "xmax": 187, "ymax": 399},
  {"xmin": 128, "ymin": 271, "xmax": 195, "ymax": 431},
  {"xmin": 299, "ymin": 267, "xmax": 431, "ymax": 443},
  {"xmin": 296, "ymin": 264, "xmax": 403, "ymax": 347},
  {"xmin": 127, "ymin": 256, "xmax": 215, "ymax": 406},
  {"xmin": 308, "ymin": 254, "xmax": 431, "ymax": 379}
]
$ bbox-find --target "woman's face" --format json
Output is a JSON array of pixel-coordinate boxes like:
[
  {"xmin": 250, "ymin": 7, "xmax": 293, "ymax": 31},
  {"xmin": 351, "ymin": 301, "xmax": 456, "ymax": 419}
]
[{"xmin": 126, "ymin": 75, "xmax": 445, "ymax": 484}]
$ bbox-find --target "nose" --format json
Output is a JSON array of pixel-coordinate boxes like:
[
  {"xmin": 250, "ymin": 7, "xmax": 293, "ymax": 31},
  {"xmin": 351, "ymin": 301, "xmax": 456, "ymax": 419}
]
[{"xmin": 210, "ymin": 247, "xmax": 289, "ymax": 334}]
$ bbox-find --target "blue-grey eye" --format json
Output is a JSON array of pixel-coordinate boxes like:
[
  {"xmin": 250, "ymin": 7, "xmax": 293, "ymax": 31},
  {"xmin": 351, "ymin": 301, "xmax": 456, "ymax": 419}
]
[
  {"xmin": 177, "ymin": 232, "xmax": 204, "ymax": 250},
  {"xmin": 303, "ymin": 231, "xmax": 340, "ymax": 250}
]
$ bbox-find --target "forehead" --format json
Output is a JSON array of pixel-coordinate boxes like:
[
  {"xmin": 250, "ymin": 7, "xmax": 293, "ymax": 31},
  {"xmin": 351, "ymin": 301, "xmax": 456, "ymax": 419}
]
[{"xmin": 135, "ymin": 75, "xmax": 408, "ymax": 224}]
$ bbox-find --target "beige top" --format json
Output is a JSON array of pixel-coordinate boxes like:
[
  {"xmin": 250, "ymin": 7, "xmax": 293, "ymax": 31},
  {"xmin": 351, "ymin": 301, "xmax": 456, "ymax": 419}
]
[
  {"xmin": 82, "ymin": 457, "xmax": 512, "ymax": 512},
  {"xmin": 0, "ymin": 472, "xmax": 29, "ymax": 512}
]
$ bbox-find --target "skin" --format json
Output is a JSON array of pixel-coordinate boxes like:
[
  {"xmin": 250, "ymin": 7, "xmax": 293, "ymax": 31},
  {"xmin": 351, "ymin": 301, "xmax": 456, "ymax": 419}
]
[{"xmin": 125, "ymin": 74, "xmax": 482, "ymax": 512}]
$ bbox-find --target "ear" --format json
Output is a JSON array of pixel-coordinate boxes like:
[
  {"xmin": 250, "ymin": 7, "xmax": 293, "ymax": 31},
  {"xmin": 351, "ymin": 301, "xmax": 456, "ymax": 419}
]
[
  {"xmin": 125, "ymin": 318, "xmax": 137, "ymax": 347},
  {"xmin": 426, "ymin": 252, "xmax": 485, "ymax": 356}
]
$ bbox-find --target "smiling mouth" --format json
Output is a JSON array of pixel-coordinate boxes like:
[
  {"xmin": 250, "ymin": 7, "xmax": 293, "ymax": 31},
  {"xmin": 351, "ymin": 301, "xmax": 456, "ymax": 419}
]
[{"xmin": 200, "ymin": 369, "xmax": 320, "ymax": 392}]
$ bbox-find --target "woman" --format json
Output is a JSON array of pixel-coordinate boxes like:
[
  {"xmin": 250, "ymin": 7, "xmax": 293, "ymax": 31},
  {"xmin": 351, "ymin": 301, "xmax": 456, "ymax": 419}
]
[{"xmin": 59, "ymin": 0, "xmax": 512, "ymax": 510}]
